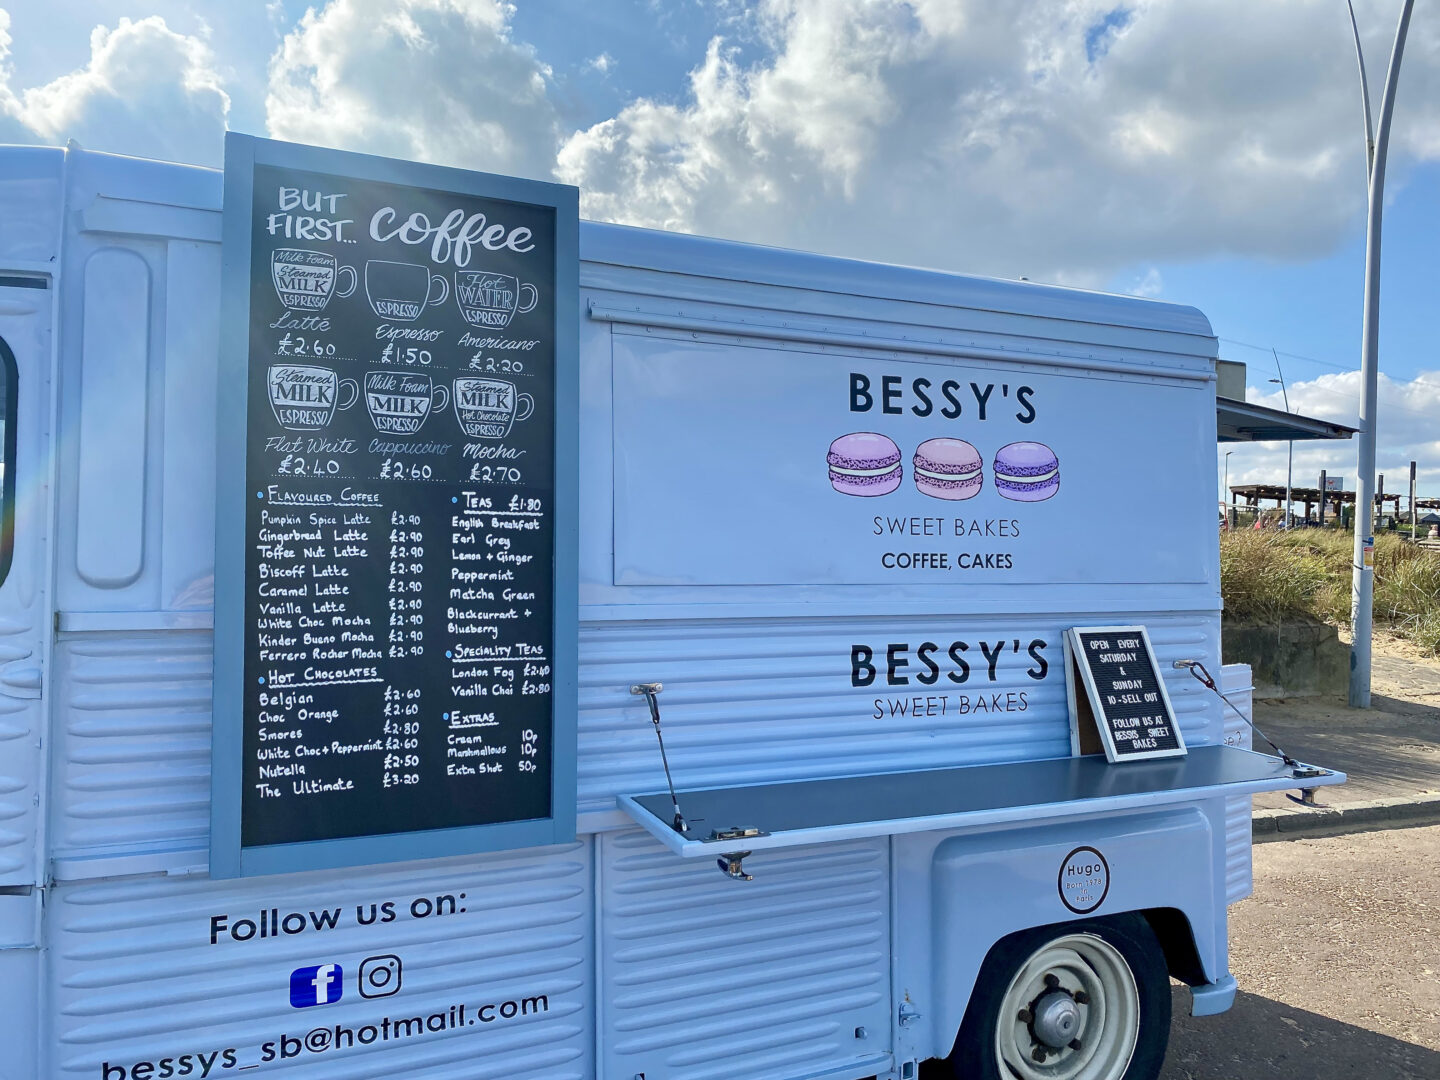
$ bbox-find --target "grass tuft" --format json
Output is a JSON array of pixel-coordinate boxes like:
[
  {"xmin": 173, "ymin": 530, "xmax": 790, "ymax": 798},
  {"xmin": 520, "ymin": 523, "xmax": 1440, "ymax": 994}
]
[{"xmin": 1221, "ymin": 529, "xmax": 1440, "ymax": 655}]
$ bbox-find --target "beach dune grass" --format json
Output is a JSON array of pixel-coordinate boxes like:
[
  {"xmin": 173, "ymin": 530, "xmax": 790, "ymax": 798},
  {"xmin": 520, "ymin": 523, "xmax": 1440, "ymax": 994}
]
[{"xmin": 1220, "ymin": 529, "xmax": 1440, "ymax": 654}]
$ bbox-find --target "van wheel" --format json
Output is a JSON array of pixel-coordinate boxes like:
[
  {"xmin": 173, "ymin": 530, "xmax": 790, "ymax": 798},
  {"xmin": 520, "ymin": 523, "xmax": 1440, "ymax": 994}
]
[{"xmin": 945, "ymin": 914, "xmax": 1170, "ymax": 1080}]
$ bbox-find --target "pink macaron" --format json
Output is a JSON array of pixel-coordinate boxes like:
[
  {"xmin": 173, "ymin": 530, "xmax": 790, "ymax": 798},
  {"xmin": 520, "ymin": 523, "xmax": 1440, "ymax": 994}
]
[
  {"xmin": 913, "ymin": 438, "xmax": 983, "ymax": 500},
  {"xmin": 828, "ymin": 432, "xmax": 902, "ymax": 496}
]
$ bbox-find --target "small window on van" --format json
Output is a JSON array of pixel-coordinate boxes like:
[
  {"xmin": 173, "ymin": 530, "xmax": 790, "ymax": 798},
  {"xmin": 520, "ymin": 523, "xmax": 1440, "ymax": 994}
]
[{"xmin": 0, "ymin": 335, "xmax": 16, "ymax": 587}]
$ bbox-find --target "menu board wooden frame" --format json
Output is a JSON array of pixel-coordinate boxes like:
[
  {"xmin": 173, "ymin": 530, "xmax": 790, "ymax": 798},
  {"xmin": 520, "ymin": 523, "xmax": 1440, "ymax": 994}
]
[
  {"xmin": 211, "ymin": 134, "xmax": 578, "ymax": 878},
  {"xmin": 1063, "ymin": 625, "xmax": 1186, "ymax": 763}
]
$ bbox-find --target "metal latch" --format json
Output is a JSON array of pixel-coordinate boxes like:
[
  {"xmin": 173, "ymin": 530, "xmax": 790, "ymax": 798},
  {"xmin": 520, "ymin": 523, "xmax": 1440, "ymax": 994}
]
[{"xmin": 717, "ymin": 852, "xmax": 754, "ymax": 881}]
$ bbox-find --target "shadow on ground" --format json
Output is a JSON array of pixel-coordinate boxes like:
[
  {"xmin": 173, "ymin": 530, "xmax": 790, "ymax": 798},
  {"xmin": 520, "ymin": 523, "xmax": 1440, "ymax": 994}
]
[
  {"xmin": 915, "ymin": 987, "xmax": 1440, "ymax": 1079},
  {"xmin": 1163, "ymin": 987, "xmax": 1440, "ymax": 1079}
]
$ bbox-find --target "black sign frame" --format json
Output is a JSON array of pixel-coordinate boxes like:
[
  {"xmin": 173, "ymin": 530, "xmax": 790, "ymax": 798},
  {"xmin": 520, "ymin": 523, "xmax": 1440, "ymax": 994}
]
[
  {"xmin": 1063, "ymin": 624, "xmax": 1187, "ymax": 763},
  {"xmin": 210, "ymin": 134, "xmax": 579, "ymax": 878}
]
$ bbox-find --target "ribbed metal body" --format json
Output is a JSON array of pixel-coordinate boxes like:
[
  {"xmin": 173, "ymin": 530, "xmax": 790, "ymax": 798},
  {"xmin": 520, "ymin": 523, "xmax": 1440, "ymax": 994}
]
[
  {"xmin": 0, "ymin": 145, "xmax": 1238, "ymax": 1080},
  {"xmin": 1220, "ymin": 663, "xmax": 1255, "ymax": 905}
]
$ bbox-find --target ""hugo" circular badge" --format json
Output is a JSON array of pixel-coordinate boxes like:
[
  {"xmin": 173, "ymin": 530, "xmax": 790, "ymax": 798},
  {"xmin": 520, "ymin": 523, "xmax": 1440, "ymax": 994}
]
[{"xmin": 1058, "ymin": 847, "xmax": 1110, "ymax": 914}]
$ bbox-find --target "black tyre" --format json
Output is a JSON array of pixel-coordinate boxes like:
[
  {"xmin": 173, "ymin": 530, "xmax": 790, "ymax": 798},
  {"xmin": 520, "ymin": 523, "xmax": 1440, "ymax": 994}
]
[{"xmin": 943, "ymin": 913, "xmax": 1170, "ymax": 1080}]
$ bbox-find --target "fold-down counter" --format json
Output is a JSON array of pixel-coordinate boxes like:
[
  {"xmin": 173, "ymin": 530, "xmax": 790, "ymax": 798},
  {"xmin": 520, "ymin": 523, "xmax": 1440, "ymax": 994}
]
[{"xmin": 617, "ymin": 744, "xmax": 1344, "ymax": 856}]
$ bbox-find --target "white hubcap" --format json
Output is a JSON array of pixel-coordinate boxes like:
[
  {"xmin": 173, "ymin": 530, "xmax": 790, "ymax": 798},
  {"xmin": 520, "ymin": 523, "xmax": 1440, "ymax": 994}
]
[{"xmin": 995, "ymin": 933, "xmax": 1141, "ymax": 1080}]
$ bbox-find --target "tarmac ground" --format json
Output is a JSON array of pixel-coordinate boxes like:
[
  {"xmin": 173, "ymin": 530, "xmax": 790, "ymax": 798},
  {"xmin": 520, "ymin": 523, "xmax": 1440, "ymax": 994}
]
[
  {"xmin": 1245, "ymin": 638, "xmax": 1440, "ymax": 834},
  {"xmin": 1163, "ymin": 824, "xmax": 1440, "ymax": 1079}
]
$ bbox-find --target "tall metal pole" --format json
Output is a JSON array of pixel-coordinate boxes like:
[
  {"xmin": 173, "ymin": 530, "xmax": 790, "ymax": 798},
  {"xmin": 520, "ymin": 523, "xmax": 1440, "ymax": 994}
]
[
  {"xmin": 1347, "ymin": 0, "xmax": 1377, "ymax": 173},
  {"xmin": 1349, "ymin": 0, "xmax": 1415, "ymax": 709},
  {"xmin": 1271, "ymin": 353, "xmax": 1292, "ymax": 528},
  {"xmin": 1410, "ymin": 460, "xmax": 1418, "ymax": 538},
  {"xmin": 1224, "ymin": 451, "xmax": 1234, "ymax": 527}
]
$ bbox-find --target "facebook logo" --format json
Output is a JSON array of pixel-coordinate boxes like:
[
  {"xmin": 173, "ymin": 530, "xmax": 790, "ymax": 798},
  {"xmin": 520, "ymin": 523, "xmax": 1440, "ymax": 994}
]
[{"xmin": 290, "ymin": 964, "xmax": 343, "ymax": 1008}]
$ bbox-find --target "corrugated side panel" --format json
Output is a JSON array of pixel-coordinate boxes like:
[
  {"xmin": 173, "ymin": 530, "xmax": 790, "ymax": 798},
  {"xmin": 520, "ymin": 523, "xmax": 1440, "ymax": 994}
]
[
  {"xmin": 47, "ymin": 616, "xmax": 1220, "ymax": 867},
  {"xmin": 44, "ymin": 843, "xmax": 593, "ymax": 1080},
  {"xmin": 577, "ymin": 614, "xmax": 1221, "ymax": 814},
  {"xmin": 50, "ymin": 632, "xmax": 213, "ymax": 863},
  {"xmin": 598, "ymin": 830, "xmax": 891, "ymax": 1080},
  {"xmin": 1221, "ymin": 663, "xmax": 1253, "ymax": 904}
]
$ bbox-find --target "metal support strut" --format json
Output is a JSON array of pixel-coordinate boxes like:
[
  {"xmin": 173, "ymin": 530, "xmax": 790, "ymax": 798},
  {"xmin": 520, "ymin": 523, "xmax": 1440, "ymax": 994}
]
[
  {"xmin": 630, "ymin": 683, "xmax": 688, "ymax": 834},
  {"xmin": 1174, "ymin": 661, "xmax": 1332, "ymax": 797}
]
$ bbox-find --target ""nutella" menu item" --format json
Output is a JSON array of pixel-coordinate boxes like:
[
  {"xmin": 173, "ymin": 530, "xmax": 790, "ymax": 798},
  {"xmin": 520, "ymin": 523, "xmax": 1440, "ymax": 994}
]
[{"xmin": 212, "ymin": 136, "xmax": 577, "ymax": 875}]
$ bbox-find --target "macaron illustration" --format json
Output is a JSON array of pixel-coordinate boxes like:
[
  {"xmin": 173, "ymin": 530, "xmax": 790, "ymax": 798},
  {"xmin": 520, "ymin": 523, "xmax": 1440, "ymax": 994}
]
[
  {"xmin": 913, "ymin": 438, "xmax": 983, "ymax": 500},
  {"xmin": 993, "ymin": 441, "xmax": 1060, "ymax": 502},
  {"xmin": 828, "ymin": 432, "xmax": 903, "ymax": 496}
]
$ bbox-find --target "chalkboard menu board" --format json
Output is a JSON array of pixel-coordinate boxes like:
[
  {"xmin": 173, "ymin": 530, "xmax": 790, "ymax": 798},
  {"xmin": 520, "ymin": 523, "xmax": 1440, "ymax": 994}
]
[
  {"xmin": 1063, "ymin": 625, "xmax": 1186, "ymax": 763},
  {"xmin": 211, "ymin": 135, "xmax": 578, "ymax": 878}
]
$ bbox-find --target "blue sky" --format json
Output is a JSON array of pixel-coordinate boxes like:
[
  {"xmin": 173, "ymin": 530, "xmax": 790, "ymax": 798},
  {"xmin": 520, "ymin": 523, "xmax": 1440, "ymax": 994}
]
[
  {"xmin": 2, "ymin": 0, "xmax": 1437, "ymax": 497},
  {"xmin": 1145, "ymin": 163, "xmax": 1437, "ymax": 387}
]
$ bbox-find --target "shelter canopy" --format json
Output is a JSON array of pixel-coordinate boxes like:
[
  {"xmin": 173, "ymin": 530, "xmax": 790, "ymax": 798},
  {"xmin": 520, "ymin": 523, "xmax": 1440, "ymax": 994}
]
[{"xmin": 1216, "ymin": 396, "xmax": 1356, "ymax": 443}]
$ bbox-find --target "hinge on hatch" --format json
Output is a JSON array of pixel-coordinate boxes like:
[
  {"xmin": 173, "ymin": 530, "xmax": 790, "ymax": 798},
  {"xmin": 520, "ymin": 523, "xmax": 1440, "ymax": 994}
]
[
  {"xmin": 707, "ymin": 829, "xmax": 770, "ymax": 883},
  {"xmin": 705, "ymin": 826, "xmax": 769, "ymax": 843}
]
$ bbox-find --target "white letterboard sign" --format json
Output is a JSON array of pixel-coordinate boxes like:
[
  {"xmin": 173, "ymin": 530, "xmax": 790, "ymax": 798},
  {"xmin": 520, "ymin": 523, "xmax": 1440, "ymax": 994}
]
[
  {"xmin": 1064, "ymin": 625, "xmax": 1186, "ymax": 763},
  {"xmin": 211, "ymin": 134, "xmax": 578, "ymax": 878}
]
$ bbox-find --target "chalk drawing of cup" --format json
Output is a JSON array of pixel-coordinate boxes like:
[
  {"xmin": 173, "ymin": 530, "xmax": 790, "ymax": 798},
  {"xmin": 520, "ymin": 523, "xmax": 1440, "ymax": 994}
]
[
  {"xmin": 452, "ymin": 377, "xmax": 534, "ymax": 439},
  {"xmin": 364, "ymin": 370, "xmax": 449, "ymax": 435},
  {"xmin": 453, "ymin": 270, "xmax": 538, "ymax": 329},
  {"xmin": 267, "ymin": 364, "xmax": 359, "ymax": 430},
  {"xmin": 365, "ymin": 260, "xmax": 449, "ymax": 322},
  {"xmin": 271, "ymin": 249, "xmax": 356, "ymax": 311}
]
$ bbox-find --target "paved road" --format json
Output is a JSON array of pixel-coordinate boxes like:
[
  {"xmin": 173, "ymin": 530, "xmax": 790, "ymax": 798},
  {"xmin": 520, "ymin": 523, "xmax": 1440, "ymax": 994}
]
[
  {"xmin": 1250, "ymin": 648, "xmax": 1440, "ymax": 813},
  {"xmin": 1162, "ymin": 823, "xmax": 1440, "ymax": 1079}
]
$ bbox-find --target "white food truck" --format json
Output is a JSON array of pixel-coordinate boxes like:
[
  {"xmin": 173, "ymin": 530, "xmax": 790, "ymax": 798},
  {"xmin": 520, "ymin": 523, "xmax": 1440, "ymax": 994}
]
[{"xmin": 0, "ymin": 138, "xmax": 1339, "ymax": 1080}]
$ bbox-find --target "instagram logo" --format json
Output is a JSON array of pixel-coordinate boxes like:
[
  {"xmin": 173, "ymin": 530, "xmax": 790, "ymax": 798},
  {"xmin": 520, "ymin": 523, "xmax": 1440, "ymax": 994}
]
[{"xmin": 359, "ymin": 954, "xmax": 402, "ymax": 999}]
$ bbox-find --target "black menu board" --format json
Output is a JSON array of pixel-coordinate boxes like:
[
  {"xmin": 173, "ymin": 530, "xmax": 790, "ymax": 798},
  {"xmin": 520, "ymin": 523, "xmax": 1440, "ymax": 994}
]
[
  {"xmin": 212, "ymin": 135, "xmax": 578, "ymax": 877},
  {"xmin": 1064, "ymin": 625, "xmax": 1186, "ymax": 763}
]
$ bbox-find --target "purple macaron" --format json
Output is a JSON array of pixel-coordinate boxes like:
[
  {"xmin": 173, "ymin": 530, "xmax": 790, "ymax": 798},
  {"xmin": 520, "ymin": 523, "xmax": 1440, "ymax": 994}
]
[
  {"xmin": 993, "ymin": 441, "xmax": 1060, "ymax": 502},
  {"xmin": 828, "ymin": 432, "xmax": 902, "ymax": 496},
  {"xmin": 913, "ymin": 438, "xmax": 983, "ymax": 500}
]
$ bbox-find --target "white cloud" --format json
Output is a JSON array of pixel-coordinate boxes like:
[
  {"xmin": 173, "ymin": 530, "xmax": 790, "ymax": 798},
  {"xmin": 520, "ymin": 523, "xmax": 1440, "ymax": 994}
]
[
  {"xmin": 1222, "ymin": 368, "xmax": 1440, "ymax": 503},
  {"xmin": 0, "ymin": 11, "xmax": 229, "ymax": 165},
  {"xmin": 8, "ymin": 0, "xmax": 1440, "ymax": 291},
  {"xmin": 557, "ymin": 0, "xmax": 1440, "ymax": 283},
  {"xmin": 266, "ymin": 0, "xmax": 560, "ymax": 180},
  {"xmin": 1127, "ymin": 266, "xmax": 1164, "ymax": 297}
]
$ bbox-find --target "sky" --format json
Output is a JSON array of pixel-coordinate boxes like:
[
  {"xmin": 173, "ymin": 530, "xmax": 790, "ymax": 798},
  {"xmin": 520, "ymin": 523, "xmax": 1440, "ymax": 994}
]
[{"xmin": 1, "ymin": 0, "xmax": 1437, "ymax": 503}]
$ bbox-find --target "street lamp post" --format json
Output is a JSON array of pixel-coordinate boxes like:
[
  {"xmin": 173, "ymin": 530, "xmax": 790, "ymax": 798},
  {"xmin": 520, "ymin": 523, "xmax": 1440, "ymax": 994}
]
[
  {"xmin": 1270, "ymin": 357, "xmax": 1292, "ymax": 528},
  {"xmin": 1346, "ymin": 0, "xmax": 1415, "ymax": 709},
  {"xmin": 1224, "ymin": 451, "xmax": 1234, "ymax": 528}
]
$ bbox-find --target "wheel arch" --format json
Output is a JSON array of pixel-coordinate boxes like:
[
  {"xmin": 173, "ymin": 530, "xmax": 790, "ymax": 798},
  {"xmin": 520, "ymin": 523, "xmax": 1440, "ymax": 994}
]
[
  {"xmin": 942, "ymin": 910, "xmax": 1174, "ymax": 1077},
  {"xmin": 909, "ymin": 806, "xmax": 1228, "ymax": 1067},
  {"xmin": 1140, "ymin": 906, "xmax": 1206, "ymax": 987},
  {"xmin": 944, "ymin": 910, "xmax": 1163, "ymax": 1058}
]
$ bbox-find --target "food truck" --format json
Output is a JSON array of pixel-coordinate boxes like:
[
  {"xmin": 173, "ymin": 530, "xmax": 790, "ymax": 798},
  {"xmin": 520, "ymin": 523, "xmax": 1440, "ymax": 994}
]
[{"xmin": 0, "ymin": 137, "xmax": 1340, "ymax": 1080}]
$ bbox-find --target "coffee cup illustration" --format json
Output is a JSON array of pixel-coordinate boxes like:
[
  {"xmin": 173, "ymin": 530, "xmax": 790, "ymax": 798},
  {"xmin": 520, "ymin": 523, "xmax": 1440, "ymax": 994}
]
[
  {"xmin": 452, "ymin": 377, "xmax": 534, "ymax": 439},
  {"xmin": 268, "ymin": 364, "xmax": 359, "ymax": 430},
  {"xmin": 453, "ymin": 270, "xmax": 538, "ymax": 329},
  {"xmin": 365, "ymin": 370, "xmax": 449, "ymax": 434},
  {"xmin": 365, "ymin": 260, "xmax": 449, "ymax": 322},
  {"xmin": 271, "ymin": 249, "xmax": 356, "ymax": 311}
]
